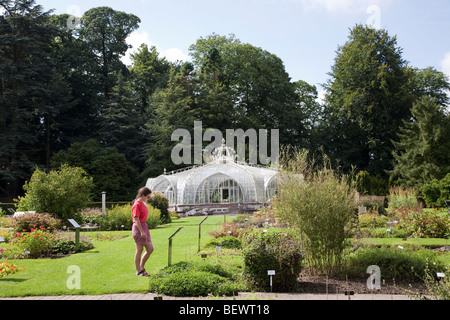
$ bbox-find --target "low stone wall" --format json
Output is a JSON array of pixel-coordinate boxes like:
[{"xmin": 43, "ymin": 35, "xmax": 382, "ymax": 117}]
[{"xmin": 170, "ymin": 203, "xmax": 264, "ymax": 217}]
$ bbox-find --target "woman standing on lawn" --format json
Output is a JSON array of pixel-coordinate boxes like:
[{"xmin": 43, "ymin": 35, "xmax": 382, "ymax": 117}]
[{"xmin": 132, "ymin": 187, "xmax": 154, "ymax": 276}]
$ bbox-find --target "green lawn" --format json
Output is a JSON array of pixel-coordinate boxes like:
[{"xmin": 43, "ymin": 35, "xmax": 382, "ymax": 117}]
[{"xmin": 0, "ymin": 215, "xmax": 227, "ymax": 297}]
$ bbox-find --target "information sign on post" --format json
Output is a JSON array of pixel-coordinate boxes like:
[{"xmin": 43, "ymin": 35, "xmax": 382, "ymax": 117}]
[
  {"xmin": 68, "ymin": 219, "xmax": 81, "ymax": 251},
  {"xmin": 268, "ymin": 270, "xmax": 275, "ymax": 292}
]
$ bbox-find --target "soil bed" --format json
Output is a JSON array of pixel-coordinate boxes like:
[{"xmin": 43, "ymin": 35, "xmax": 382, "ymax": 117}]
[{"xmin": 298, "ymin": 271, "xmax": 428, "ymax": 296}]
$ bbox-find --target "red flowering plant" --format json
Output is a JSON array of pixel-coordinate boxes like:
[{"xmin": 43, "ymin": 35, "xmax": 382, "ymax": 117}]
[
  {"xmin": 0, "ymin": 260, "xmax": 24, "ymax": 278},
  {"xmin": 7, "ymin": 225, "xmax": 56, "ymax": 258},
  {"xmin": 13, "ymin": 213, "xmax": 61, "ymax": 233}
]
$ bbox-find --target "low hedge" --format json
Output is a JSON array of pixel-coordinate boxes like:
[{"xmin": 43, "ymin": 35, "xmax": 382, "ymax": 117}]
[
  {"xmin": 148, "ymin": 261, "xmax": 246, "ymax": 297},
  {"xmin": 344, "ymin": 246, "xmax": 445, "ymax": 281}
]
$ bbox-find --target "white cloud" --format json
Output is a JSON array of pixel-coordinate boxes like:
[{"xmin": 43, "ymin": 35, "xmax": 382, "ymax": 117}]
[
  {"xmin": 316, "ymin": 89, "xmax": 327, "ymax": 105},
  {"xmin": 122, "ymin": 30, "xmax": 190, "ymax": 66},
  {"xmin": 298, "ymin": 0, "xmax": 396, "ymax": 13},
  {"xmin": 441, "ymin": 51, "xmax": 450, "ymax": 80},
  {"xmin": 161, "ymin": 48, "xmax": 190, "ymax": 63}
]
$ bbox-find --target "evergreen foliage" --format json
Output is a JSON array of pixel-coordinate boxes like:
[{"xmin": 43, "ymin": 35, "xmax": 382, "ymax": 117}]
[{"xmin": 1, "ymin": 3, "xmax": 449, "ymax": 202}]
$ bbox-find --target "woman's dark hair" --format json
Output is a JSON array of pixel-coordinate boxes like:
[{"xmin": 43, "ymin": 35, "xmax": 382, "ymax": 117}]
[{"xmin": 133, "ymin": 187, "xmax": 152, "ymax": 204}]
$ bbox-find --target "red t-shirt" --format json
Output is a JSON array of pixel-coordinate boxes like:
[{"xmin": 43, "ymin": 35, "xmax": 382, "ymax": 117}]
[{"xmin": 132, "ymin": 201, "xmax": 148, "ymax": 223}]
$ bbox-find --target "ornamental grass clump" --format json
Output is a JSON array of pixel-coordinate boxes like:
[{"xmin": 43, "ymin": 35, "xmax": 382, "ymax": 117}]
[
  {"xmin": 275, "ymin": 148, "xmax": 357, "ymax": 276},
  {"xmin": 387, "ymin": 186, "xmax": 419, "ymax": 218}
]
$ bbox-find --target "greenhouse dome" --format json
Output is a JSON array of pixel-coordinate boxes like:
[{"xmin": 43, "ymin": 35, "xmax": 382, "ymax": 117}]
[{"xmin": 146, "ymin": 141, "xmax": 278, "ymax": 214}]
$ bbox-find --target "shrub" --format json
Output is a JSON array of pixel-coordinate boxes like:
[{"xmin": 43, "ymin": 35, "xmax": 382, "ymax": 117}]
[
  {"xmin": 275, "ymin": 148, "xmax": 356, "ymax": 275},
  {"xmin": 50, "ymin": 139, "xmax": 137, "ymax": 202},
  {"xmin": 415, "ymin": 265, "xmax": 450, "ymax": 300},
  {"xmin": 15, "ymin": 164, "xmax": 94, "ymax": 222},
  {"xmin": 80, "ymin": 208, "xmax": 103, "ymax": 226},
  {"xmin": 4, "ymin": 228, "xmax": 94, "ymax": 258},
  {"xmin": 355, "ymin": 170, "xmax": 389, "ymax": 196},
  {"xmin": 242, "ymin": 231, "xmax": 304, "ymax": 292},
  {"xmin": 51, "ymin": 232, "xmax": 94, "ymax": 254},
  {"xmin": 208, "ymin": 221, "xmax": 242, "ymax": 239},
  {"xmin": 358, "ymin": 212, "xmax": 389, "ymax": 228},
  {"xmin": 148, "ymin": 261, "xmax": 245, "ymax": 297},
  {"xmin": 148, "ymin": 192, "xmax": 171, "ymax": 224},
  {"xmin": 203, "ymin": 236, "xmax": 242, "ymax": 250},
  {"xmin": 420, "ymin": 173, "xmax": 450, "ymax": 208},
  {"xmin": 397, "ymin": 209, "xmax": 450, "ymax": 238},
  {"xmin": 98, "ymin": 203, "xmax": 161, "ymax": 231},
  {"xmin": 344, "ymin": 246, "xmax": 444, "ymax": 282},
  {"xmin": 7, "ymin": 228, "xmax": 56, "ymax": 258},
  {"xmin": 359, "ymin": 227, "xmax": 408, "ymax": 239},
  {"xmin": 387, "ymin": 186, "xmax": 418, "ymax": 217},
  {"xmin": 13, "ymin": 213, "xmax": 61, "ymax": 233}
]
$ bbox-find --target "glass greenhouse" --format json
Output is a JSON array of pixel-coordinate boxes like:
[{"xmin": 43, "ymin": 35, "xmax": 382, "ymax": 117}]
[{"xmin": 146, "ymin": 142, "xmax": 278, "ymax": 213}]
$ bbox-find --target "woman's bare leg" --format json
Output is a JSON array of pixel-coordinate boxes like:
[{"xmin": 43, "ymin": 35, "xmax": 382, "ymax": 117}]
[{"xmin": 139, "ymin": 242, "xmax": 154, "ymax": 272}]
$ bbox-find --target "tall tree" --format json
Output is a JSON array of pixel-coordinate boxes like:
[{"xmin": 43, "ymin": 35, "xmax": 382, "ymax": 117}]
[
  {"xmin": 0, "ymin": 0, "xmax": 63, "ymax": 197},
  {"xmin": 143, "ymin": 63, "xmax": 196, "ymax": 177},
  {"xmin": 322, "ymin": 24, "xmax": 412, "ymax": 175},
  {"xmin": 79, "ymin": 6, "xmax": 140, "ymax": 100},
  {"xmin": 390, "ymin": 96, "xmax": 450, "ymax": 188},
  {"xmin": 51, "ymin": 139, "xmax": 137, "ymax": 201},
  {"xmin": 98, "ymin": 72, "xmax": 145, "ymax": 170},
  {"xmin": 189, "ymin": 34, "xmax": 301, "ymax": 145},
  {"xmin": 129, "ymin": 43, "xmax": 171, "ymax": 113},
  {"xmin": 47, "ymin": 13, "xmax": 104, "ymax": 146},
  {"xmin": 195, "ymin": 47, "xmax": 235, "ymax": 131}
]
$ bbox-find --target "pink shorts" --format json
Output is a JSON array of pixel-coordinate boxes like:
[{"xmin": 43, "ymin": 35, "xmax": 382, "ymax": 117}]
[{"xmin": 132, "ymin": 222, "xmax": 151, "ymax": 245}]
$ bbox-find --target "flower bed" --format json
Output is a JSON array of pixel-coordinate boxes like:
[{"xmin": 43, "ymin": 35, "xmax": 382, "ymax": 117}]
[
  {"xmin": 0, "ymin": 261, "xmax": 24, "ymax": 278},
  {"xmin": 2, "ymin": 225, "xmax": 93, "ymax": 259}
]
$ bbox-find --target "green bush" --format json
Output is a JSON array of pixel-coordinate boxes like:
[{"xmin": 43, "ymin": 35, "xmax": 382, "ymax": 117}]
[
  {"xmin": 355, "ymin": 171, "xmax": 389, "ymax": 196},
  {"xmin": 4, "ymin": 228, "xmax": 93, "ymax": 259},
  {"xmin": 417, "ymin": 265, "xmax": 450, "ymax": 300},
  {"xmin": 50, "ymin": 232, "xmax": 94, "ymax": 254},
  {"xmin": 50, "ymin": 139, "xmax": 137, "ymax": 202},
  {"xmin": 148, "ymin": 192, "xmax": 171, "ymax": 224},
  {"xmin": 148, "ymin": 261, "xmax": 245, "ymax": 297},
  {"xmin": 344, "ymin": 246, "xmax": 444, "ymax": 282},
  {"xmin": 204, "ymin": 236, "xmax": 242, "ymax": 250},
  {"xmin": 98, "ymin": 203, "xmax": 161, "ymax": 231},
  {"xmin": 6, "ymin": 228, "xmax": 56, "ymax": 258},
  {"xmin": 420, "ymin": 173, "xmax": 450, "ymax": 208},
  {"xmin": 13, "ymin": 213, "xmax": 61, "ymax": 233},
  {"xmin": 397, "ymin": 209, "xmax": 450, "ymax": 238},
  {"xmin": 359, "ymin": 227, "xmax": 408, "ymax": 239},
  {"xmin": 358, "ymin": 212, "xmax": 389, "ymax": 228},
  {"xmin": 387, "ymin": 186, "xmax": 418, "ymax": 217},
  {"xmin": 242, "ymin": 231, "xmax": 303, "ymax": 292},
  {"xmin": 15, "ymin": 164, "xmax": 94, "ymax": 222}
]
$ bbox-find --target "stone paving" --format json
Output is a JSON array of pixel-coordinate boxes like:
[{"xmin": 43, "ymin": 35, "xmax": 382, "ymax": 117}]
[{"xmin": 1, "ymin": 292, "xmax": 412, "ymax": 300}]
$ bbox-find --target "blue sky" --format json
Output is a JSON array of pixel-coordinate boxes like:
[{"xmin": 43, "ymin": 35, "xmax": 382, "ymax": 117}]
[{"xmin": 37, "ymin": 0, "xmax": 450, "ymax": 94}]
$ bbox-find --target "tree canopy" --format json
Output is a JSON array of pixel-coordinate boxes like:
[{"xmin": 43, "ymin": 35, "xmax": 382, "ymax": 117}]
[{"xmin": 1, "ymin": 2, "xmax": 448, "ymax": 201}]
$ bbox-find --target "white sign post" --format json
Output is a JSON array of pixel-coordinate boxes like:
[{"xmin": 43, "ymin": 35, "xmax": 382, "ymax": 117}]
[{"xmin": 268, "ymin": 270, "xmax": 276, "ymax": 292}]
